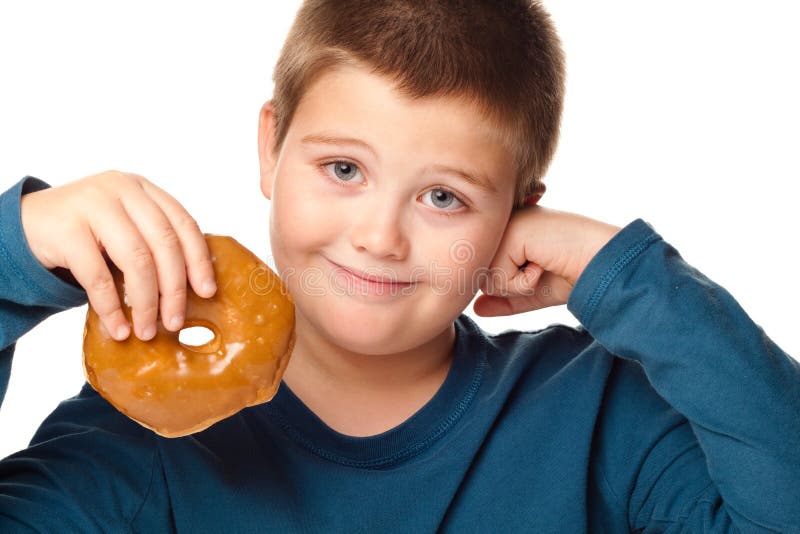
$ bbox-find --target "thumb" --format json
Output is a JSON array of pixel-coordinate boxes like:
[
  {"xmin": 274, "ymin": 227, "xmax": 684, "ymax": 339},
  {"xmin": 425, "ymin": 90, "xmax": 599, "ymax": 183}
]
[{"xmin": 479, "ymin": 261, "xmax": 544, "ymax": 298}]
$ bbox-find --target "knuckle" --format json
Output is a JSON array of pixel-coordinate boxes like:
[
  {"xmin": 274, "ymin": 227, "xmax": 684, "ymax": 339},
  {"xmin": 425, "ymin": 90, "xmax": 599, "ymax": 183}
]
[
  {"xmin": 107, "ymin": 170, "xmax": 141, "ymax": 190},
  {"xmin": 104, "ymin": 169, "xmax": 127, "ymax": 184},
  {"xmin": 90, "ymin": 272, "xmax": 116, "ymax": 293},
  {"xmin": 125, "ymin": 171, "xmax": 146, "ymax": 182},
  {"xmin": 134, "ymin": 301, "xmax": 159, "ymax": 320},
  {"xmin": 130, "ymin": 245, "xmax": 154, "ymax": 272},
  {"xmin": 169, "ymin": 285, "xmax": 188, "ymax": 301},
  {"xmin": 86, "ymin": 170, "xmax": 128, "ymax": 198},
  {"xmin": 196, "ymin": 255, "xmax": 214, "ymax": 271},
  {"xmin": 101, "ymin": 169, "xmax": 124, "ymax": 179},
  {"xmin": 175, "ymin": 214, "xmax": 201, "ymax": 233},
  {"xmin": 98, "ymin": 307, "xmax": 124, "ymax": 325},
  {"xmin": 157, "ymin": 225, "xmax": 181, "ymax": 248}
]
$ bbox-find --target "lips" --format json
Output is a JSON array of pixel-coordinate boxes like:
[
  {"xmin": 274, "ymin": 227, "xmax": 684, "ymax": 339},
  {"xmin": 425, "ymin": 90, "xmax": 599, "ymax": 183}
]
[{"xmin": 324, "ymin": 257, "xmax": 413, "ymax": 286}]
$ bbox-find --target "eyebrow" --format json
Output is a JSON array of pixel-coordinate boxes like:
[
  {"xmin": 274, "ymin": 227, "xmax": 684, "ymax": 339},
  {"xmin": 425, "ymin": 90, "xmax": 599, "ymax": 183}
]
[{"xmin": 300, "ymin": 132, "xmax": 498, "ymax": 194}]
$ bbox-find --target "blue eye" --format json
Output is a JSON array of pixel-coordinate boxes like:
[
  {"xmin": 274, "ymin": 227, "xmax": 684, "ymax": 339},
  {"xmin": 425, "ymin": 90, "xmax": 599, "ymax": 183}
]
[
  {"xmin": 323, "ymin": 160, "xmax": 363, "ymax": 183},
  {"xmin": 421, "ymin": 188, "xmax": 465, "ymax": 211},
  {"xmin": 320, "ymin": 160, "xmax": 467, "ymax": 214}
]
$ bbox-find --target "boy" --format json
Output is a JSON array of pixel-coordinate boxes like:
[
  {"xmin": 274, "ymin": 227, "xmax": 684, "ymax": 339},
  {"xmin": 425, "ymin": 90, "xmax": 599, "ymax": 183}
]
[{"xmin": 1, "ymin": 1, "xmax": 799, "ymax": 532}]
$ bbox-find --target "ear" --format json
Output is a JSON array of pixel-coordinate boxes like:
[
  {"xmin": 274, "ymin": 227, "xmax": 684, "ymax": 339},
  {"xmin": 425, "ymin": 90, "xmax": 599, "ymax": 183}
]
[
  {"xmin": 257, "ymin": 100, "xmax": 278, "ymax": 200},
  {"xmin": 523, "ymin": 182, "xmax": 547, "ymax": 207}
]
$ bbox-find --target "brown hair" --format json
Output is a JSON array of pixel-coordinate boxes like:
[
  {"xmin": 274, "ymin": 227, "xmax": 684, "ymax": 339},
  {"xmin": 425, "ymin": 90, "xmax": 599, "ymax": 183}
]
[{"xmin": 270, "ymin": 0, "xmax": 566, "ymax": 210}]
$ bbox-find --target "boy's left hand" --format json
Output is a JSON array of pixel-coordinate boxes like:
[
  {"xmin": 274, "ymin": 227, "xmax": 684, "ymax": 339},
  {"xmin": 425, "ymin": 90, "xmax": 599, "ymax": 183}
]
[{"xmin": 473, "ymin": 205, "xmax": 622, "ymax": 317}]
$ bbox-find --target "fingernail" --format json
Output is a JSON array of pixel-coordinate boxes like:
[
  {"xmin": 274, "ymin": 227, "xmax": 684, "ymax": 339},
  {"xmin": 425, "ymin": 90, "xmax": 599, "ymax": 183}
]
[
  {"xmin": 525, "ymin": 266, "xmax": 540, "ymax": 282},
  {"xmin": 169, "ymin": 314, "xmax": 183, "ymax": 331},
  {"xmin": 115, "ymin": 324, "xmax": 130, "ymax": 341},
  {"xmin": 142, "ymin": 324, "xmax": 156, "ymax": 340},
  {"xmin": 202, "ymin": 279, "xmax": 217, "ymax": 296}
]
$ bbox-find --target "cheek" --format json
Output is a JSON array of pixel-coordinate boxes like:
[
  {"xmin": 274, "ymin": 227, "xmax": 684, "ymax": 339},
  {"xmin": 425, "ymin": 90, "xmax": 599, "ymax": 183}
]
[
  {"xmin": 421, "ymin": 225, "xmax": 500, "ymax": 297},
  {"xmin": 270, "ymin": 166, "xmax": 339, "ymax": 254}
]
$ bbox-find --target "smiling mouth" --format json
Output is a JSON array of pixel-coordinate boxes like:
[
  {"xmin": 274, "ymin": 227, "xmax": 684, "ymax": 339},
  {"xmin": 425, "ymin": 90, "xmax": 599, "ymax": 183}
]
[{"xmin": 324, "ymin": 257, "xmax": 414, "ymax": 286}]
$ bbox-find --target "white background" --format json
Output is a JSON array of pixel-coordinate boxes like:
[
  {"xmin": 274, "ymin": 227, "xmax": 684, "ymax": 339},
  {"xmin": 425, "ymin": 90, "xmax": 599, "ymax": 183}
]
[{"xmin": 0, "ymin": 1, "xmax": 798, "ymax": 458}]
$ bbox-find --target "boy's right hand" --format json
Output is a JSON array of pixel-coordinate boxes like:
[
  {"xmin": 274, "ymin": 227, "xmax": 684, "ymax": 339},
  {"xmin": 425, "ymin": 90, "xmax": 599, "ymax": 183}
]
[{"xmin": 19, "ymin": 170, "xmax": 217, "ymax": 342}]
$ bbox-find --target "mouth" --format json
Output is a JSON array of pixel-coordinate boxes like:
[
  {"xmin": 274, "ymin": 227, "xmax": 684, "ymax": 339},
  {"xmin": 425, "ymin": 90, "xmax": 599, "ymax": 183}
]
[{"xmin": 323, "ymin": 257, "xmax": 414, "ymax": 287}]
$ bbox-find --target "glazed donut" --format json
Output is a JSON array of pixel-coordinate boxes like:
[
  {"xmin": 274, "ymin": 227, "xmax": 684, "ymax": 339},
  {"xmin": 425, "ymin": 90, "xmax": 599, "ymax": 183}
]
[{"xmin": 82, "ymin": 234, "xmax": 295, "ymax": 438}]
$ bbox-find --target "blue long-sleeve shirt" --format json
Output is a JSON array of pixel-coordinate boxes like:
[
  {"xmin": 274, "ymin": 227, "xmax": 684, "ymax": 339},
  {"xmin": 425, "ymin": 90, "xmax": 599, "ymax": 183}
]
[{"xmin": 1, "ymin": 175, "xmax": 798, "ymax": 533}]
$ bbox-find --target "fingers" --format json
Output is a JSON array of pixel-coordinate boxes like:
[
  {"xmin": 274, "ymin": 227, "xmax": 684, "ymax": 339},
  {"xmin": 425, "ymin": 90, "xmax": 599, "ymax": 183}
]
[
  {"xmin": 26, "ymin": 170, "xmax": 214, "ymax": 342},
  {"xmin": 115, "ymin": 182, "xmax": 191, "ymax": 334},
  {"xmin": 479, "ymin": 257, "xmax": 543, "ymax": 298},
  {"xmin": 474, "ymin": 261, "xmax": 542, "ymax": 318},
  {"xmin": 112, "ymin": 175, "xmax": 217, "ymax": 337},
  {"xmin": 64, "ymin": 221, "xmax": 133, "ymax": 341},
  {"xmin": 474, "ymin": 270, "xmax": 573, "ymax": 316},
  {"xmin": 137, "ymin": 178, "xmax": 217, "ymax": 300},
  {"xmin": 477, "ymin": 212, "xmax": 536, "ymax": 298},
  {"xmin": 88, "ymin": 199, "xmax": 161, "ymax": 341},
  {"xmin": 473, "ymin": 294, "xmax": 524, "ymax": 317}
]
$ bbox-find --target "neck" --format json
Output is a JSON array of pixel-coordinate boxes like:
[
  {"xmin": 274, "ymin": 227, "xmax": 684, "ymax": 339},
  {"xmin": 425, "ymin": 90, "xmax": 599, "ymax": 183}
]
[{"xmin": 281, "ymin": 309, "xmax": 456, "ymax": 436}]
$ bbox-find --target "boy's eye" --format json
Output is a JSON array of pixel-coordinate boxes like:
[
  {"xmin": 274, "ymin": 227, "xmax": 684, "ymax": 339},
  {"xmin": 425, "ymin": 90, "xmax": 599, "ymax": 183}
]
[
  {"xmin": 320, "ymin": 159, "xmax": 466, "ymax": 213},
  {"xmin": 323, "ymin": 161, "xmax": 364, "ymax": 183},
  {"xmin": 420, "ymin": 188, "xmax": 465, "ymax": 211}
]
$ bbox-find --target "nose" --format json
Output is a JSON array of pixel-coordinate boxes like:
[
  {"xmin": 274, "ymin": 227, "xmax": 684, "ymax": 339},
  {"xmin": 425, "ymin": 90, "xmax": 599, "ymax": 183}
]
[{"xmin": 349, "ymin": 198, "xmax": 410, "ymax": 261}]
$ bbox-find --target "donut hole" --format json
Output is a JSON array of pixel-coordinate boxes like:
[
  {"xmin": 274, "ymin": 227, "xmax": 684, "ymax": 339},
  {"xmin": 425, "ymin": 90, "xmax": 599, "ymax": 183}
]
[{"xmin": 178, "ymin": 326, "xmax": 216, "ymax": 347}]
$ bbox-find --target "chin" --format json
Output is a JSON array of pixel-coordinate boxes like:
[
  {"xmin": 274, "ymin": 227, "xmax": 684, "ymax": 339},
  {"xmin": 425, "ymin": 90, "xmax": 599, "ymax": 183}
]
[{"xmin": 320, "ymin": 299, "xmax": 416, "ymax": 353}]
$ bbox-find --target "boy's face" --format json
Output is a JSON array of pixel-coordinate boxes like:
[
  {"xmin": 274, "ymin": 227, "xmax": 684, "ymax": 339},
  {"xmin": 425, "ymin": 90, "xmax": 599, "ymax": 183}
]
[{"xmin": 258, "ymin": 64, "xmax": 516, "ymax": 354}]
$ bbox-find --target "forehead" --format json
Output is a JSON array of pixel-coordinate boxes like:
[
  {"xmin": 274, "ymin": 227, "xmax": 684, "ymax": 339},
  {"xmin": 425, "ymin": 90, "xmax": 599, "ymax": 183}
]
[
  {"xmin": 290, "ymin": 64, "xmax": 517, "ymax": 194},
  {"xmin": 298, "ymin": 64, "xmax": 508, "ymax": 145}
]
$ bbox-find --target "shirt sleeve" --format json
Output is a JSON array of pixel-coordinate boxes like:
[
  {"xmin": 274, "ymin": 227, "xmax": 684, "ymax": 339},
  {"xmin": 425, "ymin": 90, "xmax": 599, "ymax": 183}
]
[
  {"xmin": 567, "ymin": 217, "xmax": 800, "ymax": 533},
  {"xmin": 0, "ymin": 177, "xmax": 172, "ymax": 531},
  {"xmin": 0, "ymin": 382, "xmax": 171, "ymax": 532},
  {"xmin": 0, "ymin": 175, "xmax": 88, "ymax": 405}
]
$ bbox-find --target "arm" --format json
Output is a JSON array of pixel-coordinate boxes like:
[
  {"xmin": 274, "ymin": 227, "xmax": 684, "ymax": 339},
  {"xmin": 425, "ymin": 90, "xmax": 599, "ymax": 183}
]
[
  {"xmin": 567, "ymin": 218, "xmax": 800, "ymax": 532},
  {"xmin": 0, "ymin": 176, "xmax": 88, "ymax": 405},
  {"xmin": 0, "ymin": 176, "xmax": 169, "ymax": 531}
]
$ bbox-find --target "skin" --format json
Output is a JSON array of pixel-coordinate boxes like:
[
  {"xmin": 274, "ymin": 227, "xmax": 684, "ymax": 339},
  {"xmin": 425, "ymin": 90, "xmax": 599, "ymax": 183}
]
[
  {"xmin": 257, "ymin": 65, "xmax": 518, "ymax": 435},
  {"xmin": 20, "ymin": 171, "xmax": 218, "ymax": 341},
  {"xmin": 18, "ymin": 63, "xmax": 621, "ymax": 438},
  {"xmin": 257, "ymin": 64, "xmax": 622, "ymax": 436}
]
